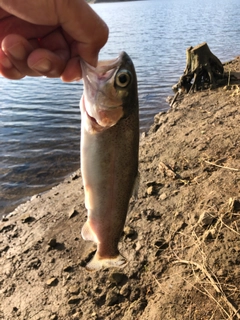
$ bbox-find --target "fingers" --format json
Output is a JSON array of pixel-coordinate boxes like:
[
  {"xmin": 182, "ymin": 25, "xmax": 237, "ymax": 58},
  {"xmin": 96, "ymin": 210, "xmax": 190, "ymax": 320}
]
[
  {"xmin": 0, "ymin": 48, "xmax": 23, "ymax": 79},
  {"xmin": 28, "ymin": 48, "xmax": 68, "ymax": 77},
  {"xmin": 0, "ymin": 0, "xmax": 109, "ymax": 81},
  {"xmin": 28, "ymin": 30, "xmax": 70, "ymax": 77},
  {"xmin": 1, "ymin": 32, "xmax": 71, "ymax": 78},
  {"xmin": 55, "ymin": 0, "xmax": 109, "ymax": 66},
  {"xmin": 61, "ymin": 57, "xmax": 82, "ymax": 82},
  {"xmin": 1, "ymin": 34, "xmax": 39, "ymax": 78}
]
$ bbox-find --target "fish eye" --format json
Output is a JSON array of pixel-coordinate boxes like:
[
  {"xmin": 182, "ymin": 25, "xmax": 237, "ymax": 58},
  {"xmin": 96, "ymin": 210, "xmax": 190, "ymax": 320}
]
[{"xmin": 115, "ymin": 70, "xmax": 131, "ymax": 88}]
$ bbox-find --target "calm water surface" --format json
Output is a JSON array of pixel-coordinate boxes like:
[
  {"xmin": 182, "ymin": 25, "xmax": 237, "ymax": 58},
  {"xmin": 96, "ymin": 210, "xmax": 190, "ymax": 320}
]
[{"xmin": 1, "ymin": 0, "xmax": 240, "ymax": 216}]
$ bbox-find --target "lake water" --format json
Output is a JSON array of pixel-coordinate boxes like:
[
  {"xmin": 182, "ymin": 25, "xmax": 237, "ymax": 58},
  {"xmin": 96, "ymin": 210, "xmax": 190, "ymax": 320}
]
[{"xmin": 1, "ymin": 0, "xmax": 240, "ymax": 216}]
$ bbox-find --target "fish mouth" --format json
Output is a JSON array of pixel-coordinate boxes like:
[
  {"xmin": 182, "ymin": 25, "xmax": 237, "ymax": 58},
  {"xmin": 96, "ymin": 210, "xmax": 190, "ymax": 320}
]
[
  {"xmin": 80, "ymin": 53, "xmax": 126, "ymax": 130},
  {"xmin": 82, "ymin": 95, "xmax": 123, "ymax": 133},
  {"xmin": 82, "ymin": 95, "xmax": 107, "ymax": 132},
  {"xmin": 82, "ymin": 52, "xmax": 125, "ymax": 78}
]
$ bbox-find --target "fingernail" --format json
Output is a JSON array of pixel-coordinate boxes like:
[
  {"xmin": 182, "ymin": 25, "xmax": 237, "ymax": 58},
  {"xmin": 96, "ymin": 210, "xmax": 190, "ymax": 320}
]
[
  {"xmin": 5, "ymin": 43, "xmax": 26, "ymax": 60},
  {"xmin": 32, "ymin": 59, "xmax": 52, "ymax": 73}
]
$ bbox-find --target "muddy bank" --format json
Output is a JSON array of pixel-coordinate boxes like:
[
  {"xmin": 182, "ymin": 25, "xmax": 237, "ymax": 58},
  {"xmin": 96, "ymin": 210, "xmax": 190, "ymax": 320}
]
[{"xmin": 0, "ymin": 57, "xmax": 240, "ymax": 320}]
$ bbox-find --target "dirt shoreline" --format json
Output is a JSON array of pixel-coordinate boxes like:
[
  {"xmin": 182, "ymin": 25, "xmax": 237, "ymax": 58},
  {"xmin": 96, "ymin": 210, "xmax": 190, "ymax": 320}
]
[{"xmin": 0, "ymin": 56, "xmax": 240, "ymax": 320}]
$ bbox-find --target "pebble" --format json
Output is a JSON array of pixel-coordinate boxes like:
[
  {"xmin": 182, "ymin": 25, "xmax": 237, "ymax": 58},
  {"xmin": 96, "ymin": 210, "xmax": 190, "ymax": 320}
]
[
  {"xmin": 46, "ymin": 277, "xmax": 58, "ymax": 286},
  {"xmin": 68, "ymin": 297, "xmax": 81, "ymax": 305},
  {"xmin": 198, "ymin": 211, "xmax": 216, "ymax": 226},
  {"xmin": 71, "ymin": 172, "xmax": 80, "ymax": 180},
  {"xmin": 109, "ymin": 272, "xmax": 127, "ymax": 285},
  {"xmin": 1, "ymin": 215, "xmax": 8, "ymax": 222},
  {"xmin": 147, "ymin": 186, "xmax": 154, "ymax": 195},
  {"xmin": 48, "ymin": 238, "xmax": 57, "ymax": 248},
  {"xmin": 72, "ymin": 312, "xmax": 82, "ymax": 320},
  {"xmin": 159, "ymin": 193, "xmax": 167, "ymax": 201},
  {"xmin": 63, "ymin": 265, "xmax": 74, "ymax": 272},
  {"xmin": 68, "ymin": 209, "xmax": 79, "ymax": 219},
  {"xmin": 105, "ymin": 289, "xmax": 119, "ymax": 306},
  {"xmin": 135, "ymin": 241, "xmax": 142, "ymax": 251},
  {"xmin": 21, "ymin": 214, "xmax": 34, "ymax": 223},
  {"xmin": 124, "ymin": 226, "xmax": 135, "ymax": 238},
  {"xmin": 68, "ymin": 285, "xmax": 80, "ymax": 295},
  {"xmin": 120, "ymin": 284, "xmax": 130, "ymax": 297}
]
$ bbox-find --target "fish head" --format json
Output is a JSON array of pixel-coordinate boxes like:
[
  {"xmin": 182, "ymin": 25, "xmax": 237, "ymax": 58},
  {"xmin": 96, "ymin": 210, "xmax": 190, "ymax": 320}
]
[{"xmin": 80, "ymin": 51, "xmax": 138, "ymax": 132}]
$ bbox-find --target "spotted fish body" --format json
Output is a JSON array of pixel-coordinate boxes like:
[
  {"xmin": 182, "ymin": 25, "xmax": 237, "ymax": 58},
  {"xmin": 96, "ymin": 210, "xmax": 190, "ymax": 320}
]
[{"xmin": 80, "ymin": 52, "xmax": 139, "ymax": 271}]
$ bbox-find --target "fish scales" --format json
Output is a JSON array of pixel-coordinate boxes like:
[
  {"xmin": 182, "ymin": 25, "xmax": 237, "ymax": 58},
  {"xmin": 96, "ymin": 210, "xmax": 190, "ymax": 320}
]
[{"xmin": 80, "ymin": 52, "xmax": 139, "ymax": 271}]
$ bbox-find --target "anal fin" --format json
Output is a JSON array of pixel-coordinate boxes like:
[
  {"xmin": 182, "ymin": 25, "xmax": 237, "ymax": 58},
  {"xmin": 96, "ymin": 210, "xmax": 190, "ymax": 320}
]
[{"xmin": 81, "ymin": 221, "xmax": 98, "ymax": 243}]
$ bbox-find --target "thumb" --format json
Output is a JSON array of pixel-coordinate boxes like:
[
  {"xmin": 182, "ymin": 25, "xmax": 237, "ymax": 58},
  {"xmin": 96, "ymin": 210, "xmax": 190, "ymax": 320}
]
[{"xmin": 56, "ymin": 0, "xmax": 109, "ymax": 66}]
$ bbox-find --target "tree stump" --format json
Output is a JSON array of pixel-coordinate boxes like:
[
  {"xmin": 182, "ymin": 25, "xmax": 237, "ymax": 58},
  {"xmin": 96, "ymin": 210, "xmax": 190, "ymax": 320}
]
[{"xmin": 173, "ymin": 42, "xmax": 225, "ymax": 94}]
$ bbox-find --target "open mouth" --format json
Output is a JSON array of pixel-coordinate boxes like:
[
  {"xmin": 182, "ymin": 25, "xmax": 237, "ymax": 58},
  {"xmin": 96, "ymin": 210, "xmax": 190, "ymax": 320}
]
[
  {"xmin": 82, "ymin": 96, "xmax": 108, "ymax": 132},
  {"xmin": 80, "ymin": 52, "xmax": 126, "ymax": 132}
]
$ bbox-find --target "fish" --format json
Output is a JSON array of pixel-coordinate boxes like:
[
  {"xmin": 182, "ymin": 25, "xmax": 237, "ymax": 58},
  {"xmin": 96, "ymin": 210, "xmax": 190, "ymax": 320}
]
[{"xmin": 80, "ymin": 51, "xmax": 139, "ymax": 271}]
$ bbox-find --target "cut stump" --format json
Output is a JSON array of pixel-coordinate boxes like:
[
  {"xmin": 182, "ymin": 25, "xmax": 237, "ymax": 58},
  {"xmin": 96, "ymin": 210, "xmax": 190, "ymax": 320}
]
[{"xmin": 173, "ymin": 42, "xmax": 225, "ymax": 94}]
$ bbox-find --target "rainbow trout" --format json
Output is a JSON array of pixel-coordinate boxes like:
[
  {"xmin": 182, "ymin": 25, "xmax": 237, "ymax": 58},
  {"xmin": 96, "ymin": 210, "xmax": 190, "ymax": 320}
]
[{"xmin": 80, "ymin": 52, "xmax": 139, "ymax": 271}]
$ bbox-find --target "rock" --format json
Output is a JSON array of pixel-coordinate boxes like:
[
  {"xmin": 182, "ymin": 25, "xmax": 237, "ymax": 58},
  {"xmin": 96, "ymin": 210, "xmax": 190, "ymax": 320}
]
[
  {"xmin": 120, "ymin": 284, "xmax": 130, "ymax": 297},
  {"xmin": 63, "ymin": 265, "xmax": 74, "ymax": 272},
  {"xmin": 105, "ymin": 289, "xmax": 120, "ymax": 306},
  {"xmin": 68, "ymin": 209, "xmax": 79, "ymax": 219},
  {"xmin": 48, "ymin": 238, "xmax": 57, "ymax": 248},
  {"xmin": 70, "ymin": 172, "xmax": 80, "ymax": 180},
  {"xmin": 124, "ymin": 226, "xmax": 135, "ymax": 238},
  {"xmin": 68, "ymin": 297, "xmax": 81, "ymax": 305},
  {"xmin": 72, "ymin": 312, "xmax": 82, "ymax": 320},
  {"xmin": 198, "ymin": 211, "xmax": 216, "ymax": 226},
  {"xmin": 50, "ymin": 314, "xmax": 58, "ymax": 320},
  {"xmin": 21, "ymin": 214, "xmax": 35, "ymax": 223},
  {"xmin": 46, "ymin": 277, "xmax": 58, "ymax": 286},
  {"xmin": 159, "ymin": 193, "xmax": 167, "ymax": 201},
  {"xmin": 147, "ymin": 186, "xmax": 154, "ymax": 195},
  {"xmin": 135, "ymin": 241, "xmax": 142, "ymax": 251},
  {"xmin": 109, "ymin": 272, "xmax": 127, "ymax": 285},
  {"xmin": 68, "ymin": 285, "xmax": 80, "ymax": 295}
]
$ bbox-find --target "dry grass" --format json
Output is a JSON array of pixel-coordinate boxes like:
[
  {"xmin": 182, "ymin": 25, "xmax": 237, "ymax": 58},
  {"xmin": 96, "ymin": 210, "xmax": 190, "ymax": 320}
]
[{"xmin": 154, "ymin": 203, "xmax": 240, "ymax": 320}]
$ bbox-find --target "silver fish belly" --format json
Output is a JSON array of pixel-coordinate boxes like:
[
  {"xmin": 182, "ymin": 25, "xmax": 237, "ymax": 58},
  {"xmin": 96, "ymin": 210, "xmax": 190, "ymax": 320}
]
[{"xmin": 80, "ymin": 52, "xmax": 139, "ymax": 271}]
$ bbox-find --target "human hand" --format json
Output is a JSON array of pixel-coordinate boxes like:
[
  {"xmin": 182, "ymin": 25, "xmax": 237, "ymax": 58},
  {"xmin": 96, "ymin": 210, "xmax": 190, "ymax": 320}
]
[{"xmin": 0, "ymin": 0, "xmax": 108, "ymax": 81}]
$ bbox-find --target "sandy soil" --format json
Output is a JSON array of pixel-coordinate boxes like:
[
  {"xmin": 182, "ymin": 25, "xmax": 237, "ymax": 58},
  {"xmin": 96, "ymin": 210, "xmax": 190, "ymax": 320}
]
[{"xmin": 0, "ymin": 57, "xmax": 240, "ymax": 320}]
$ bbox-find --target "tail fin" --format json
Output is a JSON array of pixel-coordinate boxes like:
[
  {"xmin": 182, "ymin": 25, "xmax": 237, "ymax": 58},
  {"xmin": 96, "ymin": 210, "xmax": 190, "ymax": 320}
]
[{"xmin": 86, "ymin": 252, "xmax": 128, "ymax": 272}]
